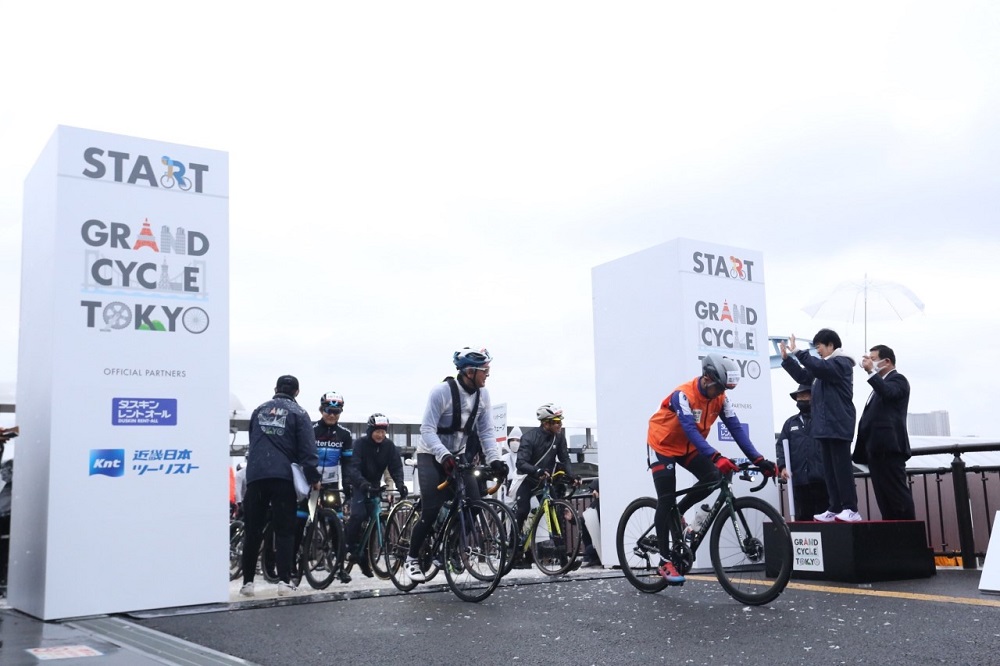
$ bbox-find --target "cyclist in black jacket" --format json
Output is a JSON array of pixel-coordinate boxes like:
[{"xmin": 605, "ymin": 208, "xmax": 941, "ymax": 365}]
[
  {"xmin": 342, "ymin": 414, "xmax": 407, "ymax": 576},
  {"xmin": 514, "ymin": 404, "xmax": 580, "ymax": 544}
]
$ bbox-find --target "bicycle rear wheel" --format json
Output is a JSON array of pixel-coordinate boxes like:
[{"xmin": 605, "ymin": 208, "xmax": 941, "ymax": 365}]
[
  {"xmin": 261, "ymin": 523, "xmax": 304, "ymax": 587},
  {"xmin": 303, "ymin": 509, "xmax": 343, "ymax": 590},
  {"xmin": 260, "ymin": 523, "xmax": 279, "ymax": 583},
  {"xmin": 442, "ymin": 500, "xmax": 506, "ymax": 602},
  {"xmin": 530, "ymin": 499, "xmax": 582, "ymax": 575},
  {"xmin": 616, "ymin": 497, "xmax": 669, "ymax": 593},
  {"xmin": 229, "ymin": 520, "xmax": 244, "ymax": 581},
  {"xmin": 709, "ymin": 496, "xmax": 792, "ymax": 606},
  {"xmin": 481, "ymin": 498, "xmax": 517, "ymax": 576}
]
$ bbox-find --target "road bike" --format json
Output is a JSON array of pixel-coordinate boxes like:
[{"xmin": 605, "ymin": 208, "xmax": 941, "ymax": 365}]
[
  {"xmin": 515, "ymin": 470, "xmax": 582, "ymax": 576},
  {"xmin": 256, "ymin": 486, "xmax": 346, "ymax": 590},
  {"xmin": 341, "ymin": 486, "xmax": 399, "ymax": 581},
  {"xmin": 616, "ymin": 462, "xmax": 793, "ymax": 606},
  {"xmin": 384, "ymin": 463, "xmax": 508, "ymax": 602}
]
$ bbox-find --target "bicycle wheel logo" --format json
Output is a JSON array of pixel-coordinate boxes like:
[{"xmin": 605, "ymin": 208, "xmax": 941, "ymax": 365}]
[
  {"xmin": 160, "ymin": 155, "xmax": 192, "ymax": 191},
  {"xmin": 91, "ymin": 301, "xmax": 210, "ymax": 334}
]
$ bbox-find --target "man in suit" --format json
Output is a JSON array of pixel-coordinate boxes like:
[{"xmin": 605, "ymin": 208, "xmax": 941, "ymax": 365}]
[{"xmin": 854, "ymin": 345, "xmax": 915, "ymax": 520}]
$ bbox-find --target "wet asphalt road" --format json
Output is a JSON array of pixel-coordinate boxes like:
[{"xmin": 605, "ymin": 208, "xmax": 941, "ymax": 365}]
[{"xmin": 138, "ymin": 570, "xmax": 998, "ymax": 666}]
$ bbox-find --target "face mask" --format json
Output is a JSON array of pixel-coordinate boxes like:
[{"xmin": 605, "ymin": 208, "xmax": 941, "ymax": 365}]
[
  {"xmin": 796, "ymin": 400, "xmax": 811, "ymax": 413},
  {"xmin": 509, "ymin": 440, "xmax": 520, "ymax": 453}
]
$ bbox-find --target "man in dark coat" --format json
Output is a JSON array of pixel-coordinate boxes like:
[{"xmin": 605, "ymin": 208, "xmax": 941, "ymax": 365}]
[
  {"xmin": 775, "ymin": 383, "xmax": 829, "ymax": 521},
  {"xmin": 854, "ymin": 344, "xmax": 915, "ymax": 520}
]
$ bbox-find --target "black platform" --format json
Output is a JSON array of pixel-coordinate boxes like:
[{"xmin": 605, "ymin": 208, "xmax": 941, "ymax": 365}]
[{"xmin": 765, "ymin": 520, "xmax": 936, "ymax": 583}]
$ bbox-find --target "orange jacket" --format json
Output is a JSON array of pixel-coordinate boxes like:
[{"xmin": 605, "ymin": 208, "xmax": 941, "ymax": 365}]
[{"xmin": 647, "ymin": 378, "xmax": 725, "ymax": 459}]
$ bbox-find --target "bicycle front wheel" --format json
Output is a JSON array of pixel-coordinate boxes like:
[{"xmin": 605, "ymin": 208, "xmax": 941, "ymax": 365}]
[
  {"xmin": 442, "ymin": 500, "xmax": 506, "ymax": 602},
  {"xmin": 530, "ymin": 499, "xmax": 582, "ymax": 576},
  {"xmin": 303, "ymin": 509, "xmax": 343, "ymax": 590},
  {"xmin": 367, "ymin": 514, "xmax": 390, "ymax": 580},
  {"xmin": 616, "ymin": 497, "xmax": 669, "ymax": 593},
  {"xmin": 385, "ymin": 500, "xmax": 422, "ymax": 592},
  {"xmin": 709, "ymin": 496, "xmax": 792, "ymax": 606}
]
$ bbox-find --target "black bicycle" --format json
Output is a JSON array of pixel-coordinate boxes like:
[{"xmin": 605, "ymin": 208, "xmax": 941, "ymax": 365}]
[
  {"xmin": 616, "ymin": 462, "xmax": 793, "ymax": 606},
  {"xmin": 385, "ymin": 463, "xmax": 508, "ymax": 602}
]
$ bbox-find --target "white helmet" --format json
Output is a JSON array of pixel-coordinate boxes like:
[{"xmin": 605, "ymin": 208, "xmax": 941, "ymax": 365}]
[
  {"xmin": 453, "ymin": 346, "xmax": 492, "ymax": 370},
  {"xmin": 320, "ymin": 391, "xmax": 345, "ymax": 413},
  {"xmin": 536, "ymin": 403, "xmax": 564, "ymax": 422}
]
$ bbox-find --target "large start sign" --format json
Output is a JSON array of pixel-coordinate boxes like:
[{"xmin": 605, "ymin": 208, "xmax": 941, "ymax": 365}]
[{"xmin": 11, "ymin": 126, "xmax": 229, "ymax": 619}]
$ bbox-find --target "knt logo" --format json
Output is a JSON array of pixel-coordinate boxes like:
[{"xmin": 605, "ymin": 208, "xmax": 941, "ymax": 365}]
[
  {"xmin": 89, "ymin": 449, "xmax": 125, "ymax": 477},
  {"xmin": 82, "ymin": 148, "xmax": 209, "ymax": 193},
  {"xmin": 692, "ymin": 252, "xmax": 755, "ymax": 281}
]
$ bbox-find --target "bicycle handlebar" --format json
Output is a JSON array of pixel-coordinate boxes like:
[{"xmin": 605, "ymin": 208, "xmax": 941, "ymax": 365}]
[
  {"xmin": 436, "ymin": 463, "xmax": 506, "ymax": 495},
  {"xmin": 737, "ymin": 462, "xmax": 770, "ymax": 492}
]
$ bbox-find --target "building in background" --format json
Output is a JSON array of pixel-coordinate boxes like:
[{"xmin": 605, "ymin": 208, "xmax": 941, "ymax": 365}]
[{"xmin": 908, "ymin": 411, "xmax": 951, "ymax": 436}]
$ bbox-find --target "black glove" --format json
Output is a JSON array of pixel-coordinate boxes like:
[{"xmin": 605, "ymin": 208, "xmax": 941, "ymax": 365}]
[
  {"xmin": 441, "ymin": 453, "xmax": 457, "ymax": 477},
  {"xmin": 396, "ymin": 484, "xmax": 409, "ymax": 500},
  {"xmin": 490, "ymin": 460, "xmax": 509, "ymax": 479},
  {"xmin": 359, "ymin": 481, "xmax": 373, "ymax": 497},
  {"xmin": 754, "ymin": 456, "xmax": 778, "ymax": 479}
]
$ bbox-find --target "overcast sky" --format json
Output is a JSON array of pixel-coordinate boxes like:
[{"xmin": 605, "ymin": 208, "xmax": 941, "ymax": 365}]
[{"xmin": 0, "ymin": 2, "xmax": 997, "ymax": 440}]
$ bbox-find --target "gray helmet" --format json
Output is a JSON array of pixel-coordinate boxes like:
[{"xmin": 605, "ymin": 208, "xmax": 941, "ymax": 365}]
[{"xmin": 701, "ymin": 353, "xmax": 740, "ymax": 390}]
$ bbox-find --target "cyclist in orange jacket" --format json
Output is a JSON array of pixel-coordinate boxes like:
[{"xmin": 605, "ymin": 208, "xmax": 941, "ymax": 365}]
[{"xmin": 647, "ymin": 354, "xmax": 778, "ymax": 585}]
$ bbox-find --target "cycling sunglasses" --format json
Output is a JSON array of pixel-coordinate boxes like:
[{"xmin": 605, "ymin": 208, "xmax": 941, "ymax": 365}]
[{"xmin": 322, "ymin": 404, "xmax": 343, "ymax": 415}]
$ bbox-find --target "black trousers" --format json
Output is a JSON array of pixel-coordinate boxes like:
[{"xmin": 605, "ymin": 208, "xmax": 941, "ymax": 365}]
[
  {"xmin": 819, "ymin": 438, "xmax": 857, "ymax": 513},
  {"xmin": 791, "ymin": 481, "xmax": 830, "ymax": 522},
  {"xmin": 869, "ymin": 455, "xmax": 916, "ymax": 520},
  {"xmin": 651, "ymin": 452, "xmax": 720, "ymax": 559},
  {"xmin": 408, "ymin": 453, "xmax": 481, "ymax": 558},
  {"xmin": 241, "ymin": 478, "xmax": 298, "ymax": 585}
]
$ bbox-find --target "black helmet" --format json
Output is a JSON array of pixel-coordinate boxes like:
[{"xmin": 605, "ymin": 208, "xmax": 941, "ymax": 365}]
[
  {"xmin": 701, "ymin": 353, "xmax": 739, "ymax": 390},
  {"xmin": 367, "ymin": 413, "xmax": 389, "ymax": 430}
]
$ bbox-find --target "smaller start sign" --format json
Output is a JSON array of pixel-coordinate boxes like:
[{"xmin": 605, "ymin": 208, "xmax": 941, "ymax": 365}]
[{"xmin": 791, "ymin": 531, "xmax": 824, "ymax": 572}]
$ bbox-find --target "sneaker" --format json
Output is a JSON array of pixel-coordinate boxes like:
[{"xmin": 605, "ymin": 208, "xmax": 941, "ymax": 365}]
[
  {"xmin": 581, "ymin": 558, "xmax": 601, "ymax": 568},
  {"xmin": 835, "ymin": 509, "xmax": 863, "ymax": 522},
  {"xmin": 405, "ymin": 557, "xmax": 428, "ymax": 583},
  {"xmin": 276, "ymin": 581, "xmax": 297, "ymax": 596},
  {"xmin": 238, "ymin": 582, "xmax": 254, "ymax": 597},
  {"xmin": 658, "ymin": 560, "xmax": 686, "ymax": 586},
  {"xmin": 813, "ymin": 511, "xmax": 838, "ymax": 523}
]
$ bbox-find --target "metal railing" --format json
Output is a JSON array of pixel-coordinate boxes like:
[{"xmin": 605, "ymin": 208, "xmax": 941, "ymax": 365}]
[{"xmin": 777, "ymin": 441, "xmax": 1000, "ymax": 569}]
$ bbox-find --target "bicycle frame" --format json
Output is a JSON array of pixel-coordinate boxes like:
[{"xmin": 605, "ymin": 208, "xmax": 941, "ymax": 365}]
[
  {"xmin": 667, "ymin": 468, "xmax": 768, "ymax": 557},
  {"xmin": 523, "ymin": 482, "xmax": 562, "ymax": 554}
]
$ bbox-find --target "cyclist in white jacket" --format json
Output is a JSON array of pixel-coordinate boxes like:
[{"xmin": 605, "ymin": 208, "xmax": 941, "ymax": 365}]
[{"xmin": 405, "ymin": 347, "xmax": 508, "ymax": 582}]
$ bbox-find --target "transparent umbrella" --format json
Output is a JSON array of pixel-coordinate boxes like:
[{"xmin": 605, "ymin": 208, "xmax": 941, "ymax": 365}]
[{"xmin": 801, "ymin": 274, "xmax": 925, "ymax": 349}]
